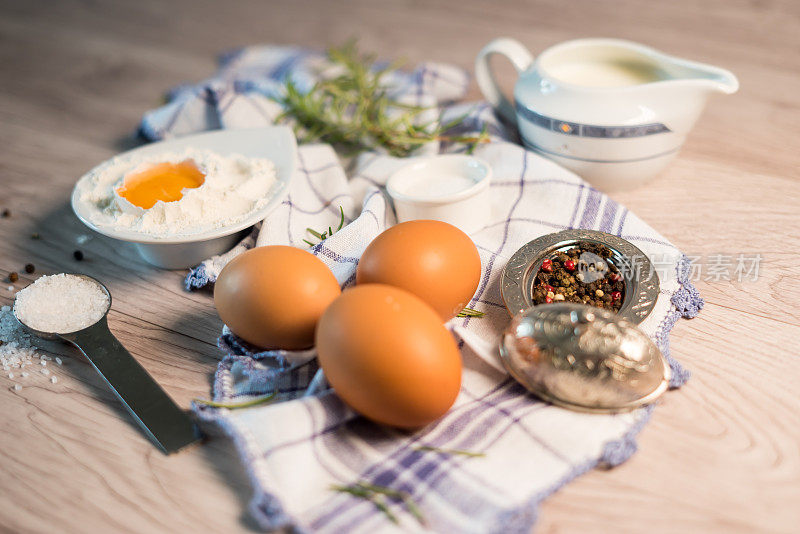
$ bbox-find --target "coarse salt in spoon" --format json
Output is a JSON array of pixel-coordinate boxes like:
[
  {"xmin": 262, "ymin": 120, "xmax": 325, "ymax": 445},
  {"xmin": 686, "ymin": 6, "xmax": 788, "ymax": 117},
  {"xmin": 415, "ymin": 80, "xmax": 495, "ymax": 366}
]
[{"xmin": 13, "ymin": 273, "xmax": 199, "ymax": 454}]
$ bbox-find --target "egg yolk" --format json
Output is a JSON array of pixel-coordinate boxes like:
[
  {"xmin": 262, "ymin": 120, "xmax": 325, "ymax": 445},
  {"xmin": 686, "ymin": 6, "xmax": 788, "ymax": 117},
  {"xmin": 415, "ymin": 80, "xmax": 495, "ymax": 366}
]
[{"xmin": 116, "ymin": 160, "xmax": 205, "ymax": 209}]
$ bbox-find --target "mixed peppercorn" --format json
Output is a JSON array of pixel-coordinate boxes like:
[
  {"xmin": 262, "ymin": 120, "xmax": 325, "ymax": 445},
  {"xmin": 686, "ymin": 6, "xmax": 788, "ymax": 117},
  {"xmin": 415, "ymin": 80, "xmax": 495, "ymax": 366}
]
[{"xmin": 531, "ymin": 242, "xmax": 625, "ymax": 312}]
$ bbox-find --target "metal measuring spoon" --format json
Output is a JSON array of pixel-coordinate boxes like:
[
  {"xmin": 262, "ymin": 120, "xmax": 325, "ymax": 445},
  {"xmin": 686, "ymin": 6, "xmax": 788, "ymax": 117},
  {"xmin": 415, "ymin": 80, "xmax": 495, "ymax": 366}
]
[{"xmin": 14, "ymin": 274, "xmax": 199, "ymax": 454}]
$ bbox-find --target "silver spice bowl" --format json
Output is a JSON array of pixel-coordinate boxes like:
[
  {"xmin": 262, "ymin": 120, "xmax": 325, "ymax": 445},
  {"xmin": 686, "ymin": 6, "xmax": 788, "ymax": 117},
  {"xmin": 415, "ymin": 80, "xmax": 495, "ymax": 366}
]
[
  {"xmin": 500, "ymin": 229, "xmax": 660, "ymax": 325},
  {"xmin": 500, "ymin": 303, "xmax": 670, "ymax": 413}
]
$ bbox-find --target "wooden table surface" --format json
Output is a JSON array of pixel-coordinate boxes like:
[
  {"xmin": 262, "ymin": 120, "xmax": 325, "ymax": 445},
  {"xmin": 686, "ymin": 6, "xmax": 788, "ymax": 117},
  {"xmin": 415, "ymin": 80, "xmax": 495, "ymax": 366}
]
[{"xmin": 1, "ymin": 1, "xmax": 798, "ymax": 532}]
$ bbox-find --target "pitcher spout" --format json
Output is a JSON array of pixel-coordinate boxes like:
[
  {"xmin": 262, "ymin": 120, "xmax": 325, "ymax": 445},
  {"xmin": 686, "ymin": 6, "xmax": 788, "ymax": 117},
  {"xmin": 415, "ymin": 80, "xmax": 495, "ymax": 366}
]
[{"xmin": 664, "ymin": 57, "xmax": 739, "ymax": 95}]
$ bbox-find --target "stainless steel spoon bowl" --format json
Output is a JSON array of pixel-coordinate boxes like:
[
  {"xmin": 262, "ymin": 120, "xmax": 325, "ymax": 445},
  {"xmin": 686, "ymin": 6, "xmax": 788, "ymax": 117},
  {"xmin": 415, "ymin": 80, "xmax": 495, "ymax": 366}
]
[
  {"xmin": 14, "ymin": 274, "xmax": 199, "ymax": 454},
  {"xmin": 500, "ymin": 303, "xmax": 670, "ymax": 413}
]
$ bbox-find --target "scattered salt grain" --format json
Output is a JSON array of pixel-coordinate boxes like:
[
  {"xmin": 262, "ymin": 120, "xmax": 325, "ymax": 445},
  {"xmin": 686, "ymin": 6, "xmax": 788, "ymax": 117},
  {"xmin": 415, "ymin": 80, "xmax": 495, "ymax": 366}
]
[
  {"xmin": 50, "ymin": 376, "xmax": 57, "ymax": 384},
  {"xmin": 7, "ymin": 286, "xmax": 13, "ymax": 291},
  {"xmin": 1, "ymin": 294, "xmax": 64, "ymax": 388},
  {"xmin": 76, "ymin": 234, "xmax": 90, "ymax": 245},
  {"xmin": 1, "ymin": 307, "xmax": 41, "ymax": 375},
  {"xmin": 55, "ymin": 357, "xmax": 62, "ymax": 365},
  {"xmin": 13, "ymin": 274, "xmax": 109, "ymax": 334}
]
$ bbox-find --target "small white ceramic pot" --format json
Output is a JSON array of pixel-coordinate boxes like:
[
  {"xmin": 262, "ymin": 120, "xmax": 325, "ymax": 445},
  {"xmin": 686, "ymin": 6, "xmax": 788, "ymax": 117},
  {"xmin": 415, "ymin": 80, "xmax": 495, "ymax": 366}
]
[{"xmin": 386, "ymin": 154, "xmax": 492, "ymax": 235}]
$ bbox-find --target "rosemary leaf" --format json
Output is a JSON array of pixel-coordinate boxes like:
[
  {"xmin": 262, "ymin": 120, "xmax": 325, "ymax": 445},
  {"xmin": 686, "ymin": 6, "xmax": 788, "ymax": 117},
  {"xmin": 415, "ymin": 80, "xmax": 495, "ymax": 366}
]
[
  {"xmin": 467, "ymin": 124, "xmax": 490, "ymax": 155},
  {"xmin": 193, "ymin": 392, "xmax": 277, "ymax": 409},
  {"xmin": 331, "ymin": 482, "xmax": 426, "ymax": 526},
  {"xmin": 401, "ymin": 495, "xmax": 426, "ymax": 526},
  {"xmin": 354, "ymin": 482, "xmax": 407, "ymax": 500},
  {"xmin": 307, "ymin": 228, "xmax": 327, "ymax": 240},
  {"xmin": 456, "ymin": 307, "xmax": 486, "ymax": 318},
  {"xmin": 371, "ymin": 496, "xmax": 400, "ymax": 525},
  {"xmin": 413, "ymin": 445, "xmax": 486, "ymax": 458},
  {"xmin": 354, "ymin": 483, "xmax": 426, "ymax": 526},
  {"xmin": 304, "ymin": 206, "xmax": 346, "ymax": 246},
  {"xmin": 331, "ymin": 484, "xmax": 371, "ymax": 499},
  {"xmin": 330, "ymin": 485, "xmax": 399, "ymax": 524},
  {"xmin": 337, "ymin": 206, "xmax": 345, "ymax": 230}
]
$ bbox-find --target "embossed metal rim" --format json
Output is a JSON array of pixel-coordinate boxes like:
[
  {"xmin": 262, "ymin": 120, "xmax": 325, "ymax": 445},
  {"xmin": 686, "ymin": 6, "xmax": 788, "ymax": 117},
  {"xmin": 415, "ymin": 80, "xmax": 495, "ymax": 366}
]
[{"xmin": 500, "ymin": 230, "xmax": 660, "ymax": 325}]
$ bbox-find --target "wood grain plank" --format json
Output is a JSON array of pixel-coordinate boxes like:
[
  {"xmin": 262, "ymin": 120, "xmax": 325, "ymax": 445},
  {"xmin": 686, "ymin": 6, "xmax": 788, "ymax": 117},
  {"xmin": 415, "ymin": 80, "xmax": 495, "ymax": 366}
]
[{"xmin": 0, "ymin": 0, "xmax": 798, "ymax": 532}]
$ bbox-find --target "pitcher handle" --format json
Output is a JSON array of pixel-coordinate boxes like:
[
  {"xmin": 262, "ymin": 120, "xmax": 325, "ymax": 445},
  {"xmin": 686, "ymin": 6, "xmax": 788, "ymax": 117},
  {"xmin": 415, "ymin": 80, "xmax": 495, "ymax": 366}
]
[{"xmin": 475, "ymin": 38, "xmax": 535, "ymax": 124}]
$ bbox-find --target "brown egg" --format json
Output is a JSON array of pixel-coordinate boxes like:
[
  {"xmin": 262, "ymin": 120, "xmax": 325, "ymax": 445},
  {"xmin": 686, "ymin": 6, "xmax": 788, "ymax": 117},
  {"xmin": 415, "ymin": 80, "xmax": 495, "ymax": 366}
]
[
  {"xmin": 316, "ymin": 284, "xmax": 462, "ymax": 428},
  {"xmin": 214, "ymin": 246, "xmax": 341, "ymax": 350},
  {"xmin": 356, "ymin": 220, "xmax": 481, "ymax": 320}
]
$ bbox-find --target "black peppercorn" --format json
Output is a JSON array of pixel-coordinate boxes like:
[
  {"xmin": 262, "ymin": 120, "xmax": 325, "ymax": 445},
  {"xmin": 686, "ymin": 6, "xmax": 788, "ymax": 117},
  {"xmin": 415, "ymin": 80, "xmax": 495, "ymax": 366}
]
[
  {"xmin": 8, "ymin": 272, "xmax": 18, "ymax": 283},
  {"xmin": 73, "ymin": 250, "xmax": 84, "ymax": 261},
  {"xmin": 24, "ymin": 263, "xmax": 35, "ymax": 274},
  {"xmin": 1, "ymin": 209, "xmax": 9, "ymax": 218}
]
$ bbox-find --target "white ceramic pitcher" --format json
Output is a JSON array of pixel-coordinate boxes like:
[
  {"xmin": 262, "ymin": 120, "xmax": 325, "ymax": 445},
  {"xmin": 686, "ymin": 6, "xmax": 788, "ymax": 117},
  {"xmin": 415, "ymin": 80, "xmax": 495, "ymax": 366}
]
[{"xmin": 476, "ymin": 38, "xmax": 738, "ymax": 191}]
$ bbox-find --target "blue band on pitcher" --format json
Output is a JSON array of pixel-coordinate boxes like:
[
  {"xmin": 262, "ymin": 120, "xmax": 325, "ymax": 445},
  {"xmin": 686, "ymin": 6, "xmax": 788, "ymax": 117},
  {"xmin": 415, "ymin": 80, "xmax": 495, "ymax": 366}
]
[
  {"xmin": 522, "ymin": 138, "xmax": 681, "ymax": 163},
  {"xmin": 515, "ymin": 100, "xmax": 671, "ymax": 138}
]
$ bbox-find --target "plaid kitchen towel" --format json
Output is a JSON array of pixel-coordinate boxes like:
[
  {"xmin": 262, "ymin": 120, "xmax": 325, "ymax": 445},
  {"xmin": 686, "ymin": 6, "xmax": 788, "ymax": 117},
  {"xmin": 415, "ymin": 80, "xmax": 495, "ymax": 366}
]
[{"xmin": 141, "ymin": 46, "xmax": 702, "ymax": 533}]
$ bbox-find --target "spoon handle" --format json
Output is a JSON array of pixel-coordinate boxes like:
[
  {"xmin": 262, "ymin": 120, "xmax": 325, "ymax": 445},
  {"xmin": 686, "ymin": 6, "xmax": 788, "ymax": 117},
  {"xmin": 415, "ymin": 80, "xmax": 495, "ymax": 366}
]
[{"xmin": 62, "ymin": 317, "xmax": 199, "ymax": 454}]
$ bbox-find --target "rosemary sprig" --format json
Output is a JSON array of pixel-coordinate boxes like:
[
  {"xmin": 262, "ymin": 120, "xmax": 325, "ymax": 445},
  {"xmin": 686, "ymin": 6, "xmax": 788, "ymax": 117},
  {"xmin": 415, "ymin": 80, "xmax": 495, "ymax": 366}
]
[
  {"xmin": 456, "ymin": 307, "xmax": 485, "ymax": 318},
  {"xmin": 354, "ymin": 482, "xmax": 425, "ymax": 525},
  {"xmin": 466, "ymin": 124, "xmax": 489, "ymax": 155},
  {"xmin": 193, "ymin": 392, "xmax": 276, "ymax": 409},
  {"xmin": 274, "ymin": 40, "xmax": 489, "ymax": 157},
  {"xmin": 304, "ymin": 206, "xmax": 345, "ymax": 246},
  {"xmin": 413, "ymin": 445, "xmax": 486, "ymax": 458},
  {"xmin": 331, "ymin": 481, "xmax": 425, "ymax": 526},
  {"xmin": 331, "ymin": 484, "xmax": 399, "ymax": 524}
]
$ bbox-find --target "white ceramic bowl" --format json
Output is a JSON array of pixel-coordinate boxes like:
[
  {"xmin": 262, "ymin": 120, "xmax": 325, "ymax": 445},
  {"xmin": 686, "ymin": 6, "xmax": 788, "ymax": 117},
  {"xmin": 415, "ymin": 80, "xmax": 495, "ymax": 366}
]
[
  {"xmin": 71, "ymin": 127, "xmax": 296, "ymax": 269},
  {"xmin": 386, "ymin": 155, "xmax": 492, "ymax": 234}
]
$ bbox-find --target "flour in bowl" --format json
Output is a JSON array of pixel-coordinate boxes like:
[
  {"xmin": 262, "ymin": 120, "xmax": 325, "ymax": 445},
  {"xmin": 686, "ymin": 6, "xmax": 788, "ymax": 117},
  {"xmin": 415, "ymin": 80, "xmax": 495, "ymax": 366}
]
[{"xmin": 79, "ymin": 149, "xmax": 278, "ymax": 236}]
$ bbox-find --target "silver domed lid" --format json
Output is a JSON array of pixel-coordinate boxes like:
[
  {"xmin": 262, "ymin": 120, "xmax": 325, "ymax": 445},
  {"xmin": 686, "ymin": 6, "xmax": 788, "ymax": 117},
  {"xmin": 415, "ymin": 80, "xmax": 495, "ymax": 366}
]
[{"xmin": 500, "ymin": 303, "xmax": 669, "ymax": 413}]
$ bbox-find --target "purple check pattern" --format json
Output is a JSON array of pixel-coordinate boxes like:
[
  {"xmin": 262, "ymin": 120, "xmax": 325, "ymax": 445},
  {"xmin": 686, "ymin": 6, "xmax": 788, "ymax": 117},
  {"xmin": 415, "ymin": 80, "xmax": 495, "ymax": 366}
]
[{"xmin": 140, "ymin": 46, "xmax": 702, "ymax": 533}]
